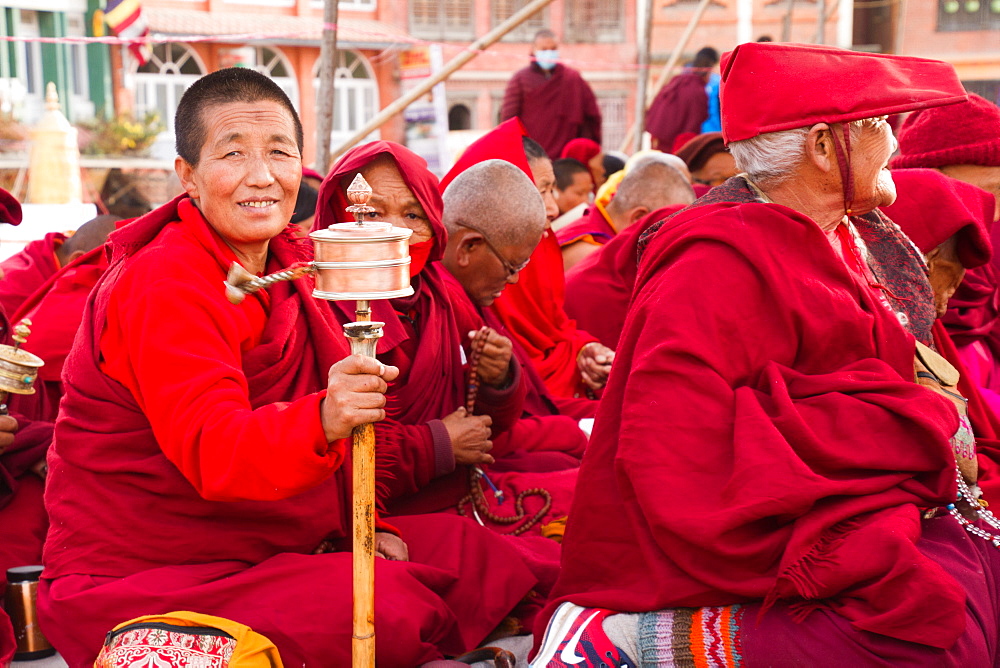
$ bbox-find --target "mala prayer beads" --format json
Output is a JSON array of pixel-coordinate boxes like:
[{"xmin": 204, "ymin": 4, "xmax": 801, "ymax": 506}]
[{"xmin": 457, "ymin": 327, "xmax": 552, "ymax": 536}]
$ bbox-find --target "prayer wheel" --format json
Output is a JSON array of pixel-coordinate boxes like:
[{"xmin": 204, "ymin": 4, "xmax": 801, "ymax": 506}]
[
  {"xmin": 224, "ymin": 173, "xmax": 410, "ymax": 668},
  {"xmin": 0, "ymin": 319, "xmax": 44, "ymax": 415}
]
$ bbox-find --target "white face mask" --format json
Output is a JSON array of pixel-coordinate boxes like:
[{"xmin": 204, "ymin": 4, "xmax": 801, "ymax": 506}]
[{"xmin": 534, "ymin": 50, "xmax": 559, "ymax": 71}]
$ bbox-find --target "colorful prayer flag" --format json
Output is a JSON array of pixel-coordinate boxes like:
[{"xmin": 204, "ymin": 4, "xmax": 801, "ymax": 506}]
[{"xmin": 104, "ymin": 0, "xmax": 151, "ymax": 66}]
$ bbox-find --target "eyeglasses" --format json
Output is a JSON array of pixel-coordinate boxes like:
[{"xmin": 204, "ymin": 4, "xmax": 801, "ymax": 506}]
[{"xmin": 455, "ymin": 221, "xmax": 530, "ymax": 278}]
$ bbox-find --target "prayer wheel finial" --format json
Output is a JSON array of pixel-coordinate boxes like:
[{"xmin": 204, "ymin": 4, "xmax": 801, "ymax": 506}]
[
  {"xmin": 345, "ymin": 173, "xmax": 375, "ymax": 225},
  {"xmin": 0, "ymin": 318, "xmax": 44, "ymax": 405}
]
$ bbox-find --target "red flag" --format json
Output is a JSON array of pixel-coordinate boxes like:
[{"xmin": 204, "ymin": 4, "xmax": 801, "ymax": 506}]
[{"xmin": 104, "ymin": 0, "xmax": 151, "ymax": 66}]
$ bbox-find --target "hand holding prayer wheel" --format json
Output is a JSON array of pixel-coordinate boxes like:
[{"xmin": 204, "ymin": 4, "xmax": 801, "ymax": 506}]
[{"xmin": 322, "ymin": 355, "xmax": 399, "ymax": 441}]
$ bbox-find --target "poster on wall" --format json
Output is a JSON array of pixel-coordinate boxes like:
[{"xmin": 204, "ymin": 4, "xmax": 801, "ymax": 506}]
[{"xmin": 400, "ymin": 45, "xmax": 449, "ymax": 176}]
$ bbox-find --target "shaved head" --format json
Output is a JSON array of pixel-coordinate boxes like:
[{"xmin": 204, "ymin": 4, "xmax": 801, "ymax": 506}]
[
  {"xmin": 56, "ymin": 214, "xmax": 120, "ymax": 267},
  {"xmin": 442, "ymin": 160, "xmax": 547, "ymax": 306},
  {"xmin": 607, "ymin": 161, "xmax": 695, "ymax": 216},
  {"xmin": 627, "ymin": 151, "xmax": 692, "ymax": 183},
  {"xmin": 443, "ymin": 160, "xmax": 546, "ymax": 247}
]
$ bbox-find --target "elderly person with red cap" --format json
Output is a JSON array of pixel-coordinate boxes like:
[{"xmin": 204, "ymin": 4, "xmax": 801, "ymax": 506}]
[{"xmin": 530, "ymin": 43, "xmax": 1000, "ymax": 667}]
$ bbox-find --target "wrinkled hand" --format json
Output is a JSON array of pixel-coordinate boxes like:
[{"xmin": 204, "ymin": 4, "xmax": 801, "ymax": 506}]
[
  {"xmin": 471, "ymin": 329, "xmax": 513, "ymax": 388},
  {"xmin": 0, "ymin": 415, "xmax": 18, "ymax": 456},
  {"xmin": 375, "ymin": 531, "xmax": 409, "ymax": 561},
  {"xmin": 321, "ymin": 355, "xmax": 399, "ymax": 442},
  {"xmin": 442, "ymin": 407, "xmax": 494, "ymax": 466},
  {"xmin": 577, "ymin": 342, "xmax": 615, "ymax": 390}
]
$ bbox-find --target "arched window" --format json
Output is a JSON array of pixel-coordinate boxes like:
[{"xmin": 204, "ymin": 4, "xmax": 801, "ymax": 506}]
[
  {"xmin": 314, "ymin": 50, "xmax": 380, "ymax": 151},
  {"xmin": 448, "ymin": 104, "xmax": 471, "ymax": 130},
  {"xmin": 251, "ymin": 46, "xmax": 299, "ymax": 109},
  {"xmin": 131, "ymin": 43, "xmax": 206, "ymax": 159}
]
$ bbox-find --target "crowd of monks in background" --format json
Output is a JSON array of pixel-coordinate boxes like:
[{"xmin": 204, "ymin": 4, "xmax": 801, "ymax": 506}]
[{"xmin": 0, "ymin": 62, "xmax": 998, "ymax": 666}]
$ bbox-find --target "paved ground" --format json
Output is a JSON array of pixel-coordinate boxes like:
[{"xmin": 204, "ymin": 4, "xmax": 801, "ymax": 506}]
[
  {"xmin": 12, "ymin": 654, "xmax": 66, "ymax": 667},
  {"xmin": 9, "ymin": 635, "xmax": 533, "ymax": 667}
]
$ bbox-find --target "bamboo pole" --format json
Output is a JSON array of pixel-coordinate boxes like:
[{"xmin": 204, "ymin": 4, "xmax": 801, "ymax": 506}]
[
  {"xmin": 314, "ymin": 0, "xmax": 339, "ymax": 174},
  {"xmin": 619, "ymin": 0, "xmax": 712, "ymax": 153},
  {"xmin": 632, "ymin": 0, "xmax": 654, "ymax": 153},
  {"xmin": 328, "ymin": 0, "xmax": 558, "ymax": 162},
  {"xmin": 815, "ymin": 0, "xmax": 827, "ymax": 44},
  {"xmin": 344, "ymin": 310, "xmax": 381, "ymax": 668}
]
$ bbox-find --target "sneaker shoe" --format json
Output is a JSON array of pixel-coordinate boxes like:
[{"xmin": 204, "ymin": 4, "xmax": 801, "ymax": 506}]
[{"xmin": 530, "ymin": 602, "xmax": 635, "ymax": 667}]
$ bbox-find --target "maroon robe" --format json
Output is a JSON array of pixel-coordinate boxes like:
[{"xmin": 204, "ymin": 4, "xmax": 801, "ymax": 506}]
[
  {"xmin": 39, "ymin": 197, "xmax": 537, "ymax": 667},
  {"xmin": 0, "ymin": 232, "xmax": 65, "ymax": 317},
  {"xmin": 565, "ymin": 205, "xmax": 683, "ymax": 349},
  {"xmin": 539, "ymin": 196, "xmax": 982, "ymax": 658},
  {"xmin": 500, "ymin": 63, "xmax": 602, "ymax": 158},
  {"xmin": 645, "ymin": 71, "xmax": 709, "ymax": 152},
  {"xmin": 315, "ymin": 142, "xmax": 576, "ymax": 536},
  {"xmin": 555, "ymin": 204, "xmax": 615, "ymax": 249}
]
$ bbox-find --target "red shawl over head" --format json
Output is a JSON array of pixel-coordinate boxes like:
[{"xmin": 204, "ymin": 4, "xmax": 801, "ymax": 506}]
[
  {"xmin": 314, "ymin": 141, "xmax": 467, "ymax": 429},
  {"xmin": 565, "ymin": 205, "xmax": 684, "ymax": 349},
  {"xmin": 440, "ymin": 118, "xmax": 531, "ymax": 191},
  {"xmin": 543, "ymin": 198, "xmax": 965, "ymax": 650},
  {"xmin": 881, "ymin": 169, "xmax": 993, "ymax": 268},
  {"xmin": 441, "ymin": 120, "xmax": 598, "ymax": 398},
  {"xmin": 0, "ymin": 232, "xmax": 65, "ymax": 317}
]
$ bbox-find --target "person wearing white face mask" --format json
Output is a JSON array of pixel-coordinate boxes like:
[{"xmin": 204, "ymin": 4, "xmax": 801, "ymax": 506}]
[{"xmin": 500, "ymin": 29, "xmax": 602, "ymax": 160}]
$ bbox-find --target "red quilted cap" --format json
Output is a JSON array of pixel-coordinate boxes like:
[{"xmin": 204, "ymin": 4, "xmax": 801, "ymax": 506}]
[{"xmin": 719, "ymin": 42, "xmax": 968, "ymax": 143}]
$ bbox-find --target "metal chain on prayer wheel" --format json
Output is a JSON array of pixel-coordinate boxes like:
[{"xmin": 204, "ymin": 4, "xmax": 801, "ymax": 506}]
[
  {"xmin": 0, "ymin": 319, "xmax": 44, "ymax": 416},
  {"xmin": 225, "ymin": 174, "xmax": 413, "ymax": 668},
  {"xmin": 458, "ymin": 327, "xmax": 552, "ymax": 536}
]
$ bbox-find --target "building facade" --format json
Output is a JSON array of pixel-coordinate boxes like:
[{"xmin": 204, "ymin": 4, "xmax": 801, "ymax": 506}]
[{"xmin": 0, "ymin": 1, "xmax": 996, "ymax": 166}]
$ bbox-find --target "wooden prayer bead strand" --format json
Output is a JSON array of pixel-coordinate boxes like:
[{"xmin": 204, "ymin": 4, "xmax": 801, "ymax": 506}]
[{"xmin": 458, "ymin": 327, "xmax": 553, "ymax": 536}]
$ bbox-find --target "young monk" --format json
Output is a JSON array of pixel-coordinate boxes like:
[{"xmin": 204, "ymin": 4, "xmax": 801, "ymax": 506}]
[
  {"xmin": 441, "ymin": 118, "xmax": 614, "ymax": 399},
  {"xmin": 38, "ymin": 68, "xmax": 537, "ymax": 668}
]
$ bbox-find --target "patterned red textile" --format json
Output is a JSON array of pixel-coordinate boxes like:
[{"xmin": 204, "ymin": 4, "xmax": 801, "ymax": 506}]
[
  {"xmin": 40, "ymin": 197, "xmax": 537, "ymax": 666},
  {"xmin": 500, "ymin": 64, "xmax": 602, "ymax": 159},
  {"xmin": 540, "ymin": 197, "xmax": 968, "ymax": 652},
  {"xmin": 565, "ymin": 205, "xmax": 684, "ymax": 350},
  {"xmin": 0, "ymin": 232, "xmax": 65, "ymax": 318}
]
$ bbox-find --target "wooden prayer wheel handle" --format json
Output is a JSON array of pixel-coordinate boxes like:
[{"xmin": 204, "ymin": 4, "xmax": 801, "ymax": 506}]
[{"xmin": 343, "ymin": 319, "xmax": 384, "ymax": 668}]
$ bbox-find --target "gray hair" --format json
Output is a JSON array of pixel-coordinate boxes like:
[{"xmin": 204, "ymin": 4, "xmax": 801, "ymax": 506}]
[
  {"xmin": 607, "ymin": 161, "xmax": 695, "ymax": 214},
  {"xmin": 442, "ymin": 159, "xmax": 546, "ymax": 247},
  {"xmin": 729, "ymin": 118, "xmax": 878, "ymax": 185}
]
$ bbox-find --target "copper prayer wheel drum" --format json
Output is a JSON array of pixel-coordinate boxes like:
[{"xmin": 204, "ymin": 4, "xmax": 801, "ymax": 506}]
[
  {"xmin": 309, "ymin": 221, "xmax": 414, "ymax": 301},
  {"xmin": 0, "ymin": 320, "xmax": 43, "ymax": 398}
]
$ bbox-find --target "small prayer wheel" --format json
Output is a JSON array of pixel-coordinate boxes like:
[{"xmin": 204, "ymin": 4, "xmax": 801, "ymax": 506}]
[
  {"xmin": 225, "ymin": 174, "xmax": 413, "ymax": 304},
  {"xmin": 0, "ymin": 319, "xmax": 44, "ymax": 414}
]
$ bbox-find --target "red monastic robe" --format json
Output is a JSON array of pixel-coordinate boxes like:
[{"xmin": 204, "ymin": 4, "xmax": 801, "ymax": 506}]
[
  {"xmin": 645, "ymin": 70, "xmax": 709, "ymax": 152},
  {"xmin": 0, "ymin": 232, "xmax": 65, "ymax": 317},
  {"xmin": 555, "ymin": 204, "xmax": 615, "ymax": 249},
  {"xmin": 315, "ymin": 143, "xmax": 577, "ymax": 534},
  {"xmin": 40, "ymin": 197, "xmax": 537, "ymax": 667},
  {"xmin": 539, "ymin": 199, "xmax": 982, "ymax": 656},
  {"xmin": 564, "ymin": 205, "xmax": 683, "ymax": 350},
  {"xmin": 500, "ymin": 63, "xmax": 602, "ymax": 159},
  {"xmin": 441, "ymin": 119, "xmax": 600, "ymax": 398}
]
